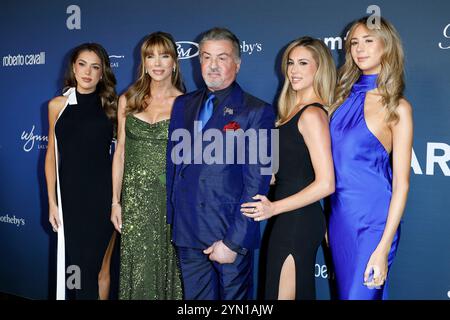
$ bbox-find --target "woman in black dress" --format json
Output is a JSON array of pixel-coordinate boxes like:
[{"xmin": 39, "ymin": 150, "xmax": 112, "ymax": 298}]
[
  {"xmin": 45, "ymin": 43, "xmax": 118, "ymax": 300},
  {"xmin": 241, "ymin": 37, "xmax": 335, "ymax": 299}
]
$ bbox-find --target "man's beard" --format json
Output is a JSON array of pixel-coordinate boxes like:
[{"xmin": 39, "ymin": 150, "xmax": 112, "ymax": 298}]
[
  {"xmin": 204, "ymin": 67, "xmax": 224, "ymax": 89},
  {"xmin": 204, "ymin": 78, "xmax": 224, "ymax": 89}
]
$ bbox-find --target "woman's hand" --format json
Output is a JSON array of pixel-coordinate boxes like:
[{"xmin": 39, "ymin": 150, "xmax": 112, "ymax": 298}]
[
  {"xmin": 111, "ymin": 203, "xmax": 122, "ymax": 233},
  {"xmin": 363, "ymin": 248, "xmax": 389, "ymax": 289},
  {"xmin": 49, "ymin": 204, "xmax": 60, "ymax": 232},
  {"xmin": 241, "ymin": 195, "xmax": 275, "ymax": 221}
]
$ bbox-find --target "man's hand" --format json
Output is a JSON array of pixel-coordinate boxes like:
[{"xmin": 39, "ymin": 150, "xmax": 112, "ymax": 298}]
[{"xmin": 203, "ymin": 240, "xmax": 237, "ymax": 264}]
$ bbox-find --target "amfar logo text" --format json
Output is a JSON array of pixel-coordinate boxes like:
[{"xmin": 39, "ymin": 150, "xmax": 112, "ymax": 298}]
[
  {"xmin": 439, "ymin": 23, "xmax": 450, "ymax": 49},
  {"xmin": 2, "ymin": 52, "xmax": 46, "ymax": 67},
  {"xmin": 412, "ymin": 143, "xmax": 450, "ymax": 176},
  {"xmin": 21, "ymin": 125, "xmax": 48, "ymax": 152},
  {"xmin": 321, "ymin": 36, "xmax": 346, "ymax": 51}
]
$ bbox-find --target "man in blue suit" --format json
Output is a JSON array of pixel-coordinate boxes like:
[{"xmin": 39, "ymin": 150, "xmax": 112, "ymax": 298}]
[{"xmin": 166, "ymin": 27, "xmax": 275, "ymax": 300}]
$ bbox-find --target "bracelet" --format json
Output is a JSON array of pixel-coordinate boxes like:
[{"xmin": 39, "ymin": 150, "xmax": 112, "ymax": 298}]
[{"xmin": 112, "ymin": 202, "xmax": 121, "ymax": 207}]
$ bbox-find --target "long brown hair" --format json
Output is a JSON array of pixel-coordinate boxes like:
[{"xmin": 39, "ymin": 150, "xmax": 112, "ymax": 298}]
[
  {"xmin": 277, "ymin": 36, "xmax": 336, "ymax": 126},
  {"xmin": 330, "ymin": 16, "xmax": 405, "ymax": 123},
  {"xmin": 64, "ymin": 43, "xmax": 118, "ymax": 123},
  {"xmin": 125, "ymin": 32, "xmax": 185, "ymax": 114}
]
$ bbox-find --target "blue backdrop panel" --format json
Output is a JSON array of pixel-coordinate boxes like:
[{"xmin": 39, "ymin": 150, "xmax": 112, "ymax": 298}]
[{"xmin": 0, "ymin": 0, "xmax": 449, "ymax": 299}]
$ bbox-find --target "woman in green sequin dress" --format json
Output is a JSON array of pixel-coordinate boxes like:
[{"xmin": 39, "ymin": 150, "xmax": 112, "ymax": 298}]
[{"xmin": 111, "ymin": 32, "xmax": 185, "ymax": 299}]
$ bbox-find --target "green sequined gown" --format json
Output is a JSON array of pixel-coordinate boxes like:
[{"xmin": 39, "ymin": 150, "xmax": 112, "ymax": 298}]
[{"xmin": 119, "ymin": 115, "xmax": 182, "ymax": 300}]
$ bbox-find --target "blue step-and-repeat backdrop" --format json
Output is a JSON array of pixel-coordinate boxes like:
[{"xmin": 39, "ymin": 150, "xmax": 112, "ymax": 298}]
[{"xmin": 1, "ymin": 0, "xmax": 449, "ymax": 299}]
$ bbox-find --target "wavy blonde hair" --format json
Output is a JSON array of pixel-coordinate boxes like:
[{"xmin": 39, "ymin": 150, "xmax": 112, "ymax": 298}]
[
  {"xmin": 277, "ymin": 36, "xmax": 336, "ymax": 126},
  {"xmin": 125, "ymin": 32, "xmax": 185, "ymax": 114},
  {"xmin": 330, "ymin": 17, "xmax": 405, "ymax": 123}
]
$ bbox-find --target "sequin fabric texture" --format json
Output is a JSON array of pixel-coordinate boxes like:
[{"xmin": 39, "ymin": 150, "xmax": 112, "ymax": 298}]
[{"xmin": 119, "ymin": 115, "xmax": 182, "ymax": 300}]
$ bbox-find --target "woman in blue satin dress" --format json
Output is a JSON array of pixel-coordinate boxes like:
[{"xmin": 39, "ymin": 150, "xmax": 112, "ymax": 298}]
[{"xmin": 328, "ymin": 17, "xmax": 413, "ymax": 300}]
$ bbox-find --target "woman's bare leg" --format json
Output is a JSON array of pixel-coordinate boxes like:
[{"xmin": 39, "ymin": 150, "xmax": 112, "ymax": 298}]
[
  {"xmin": 98, "ymin": 231, "xmax": 117, "ymax": 300},
  {"xmin": 277, "ymin": 254, "xmax": 296, "ymax": 300}
]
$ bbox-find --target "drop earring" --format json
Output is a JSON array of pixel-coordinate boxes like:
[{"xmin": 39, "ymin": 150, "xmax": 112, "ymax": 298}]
[{"xmin": 173, "ymin": 66, "xmax": 176, "ymax": 73}]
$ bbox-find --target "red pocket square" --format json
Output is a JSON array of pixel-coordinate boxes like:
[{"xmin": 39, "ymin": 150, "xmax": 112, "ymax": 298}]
[{"xmin": 223, "ymin": 121, "xmax": 241, "ymax": 131}]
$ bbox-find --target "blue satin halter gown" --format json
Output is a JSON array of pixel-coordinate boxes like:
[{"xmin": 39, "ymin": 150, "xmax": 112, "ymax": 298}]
[{"xmin": 328, "ymin": 74, "xmax": 400, "ymax": 300}]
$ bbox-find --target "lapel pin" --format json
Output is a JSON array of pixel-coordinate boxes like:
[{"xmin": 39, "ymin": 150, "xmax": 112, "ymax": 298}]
[{"xmin": 223, "ymin": 106, "xmax": 234, "ymax": 116}]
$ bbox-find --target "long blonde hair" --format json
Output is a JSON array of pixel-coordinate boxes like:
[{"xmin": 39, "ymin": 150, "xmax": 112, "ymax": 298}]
[
  {"xmin": 125, "ymin": 32, "xmax": 185, "ymax": 115},
  {"xmin": 277, "ymin": 37, "xmax": 336, "ymax": 126},
  {"xmin": 330, "ymin": 17, "xmax": 405, "ymax": 123}
]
